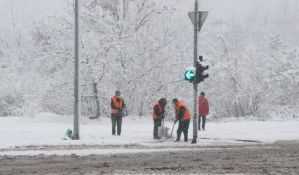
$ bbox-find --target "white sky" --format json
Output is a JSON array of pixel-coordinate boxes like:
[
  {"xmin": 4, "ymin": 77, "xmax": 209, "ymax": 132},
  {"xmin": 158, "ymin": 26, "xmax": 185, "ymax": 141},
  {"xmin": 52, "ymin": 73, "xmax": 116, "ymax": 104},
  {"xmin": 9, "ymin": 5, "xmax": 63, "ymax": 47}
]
[
  {"xmin": 0, "ymin": 0, "xmax": 297, "ymax": 19},
  {"xmin": 0, "ymin": 0, "xmax": 298, "ymax": 37},
  {"xmin": 175, "ymin": 0, "xmax": 299, "ymax": 19},
  {"xmin": 0, "ymin": 0, "xmax": 66, "ymax": 40},
  {"xmin": 0, "ymin": 0, "xmax": 65, "ymax": 17}
]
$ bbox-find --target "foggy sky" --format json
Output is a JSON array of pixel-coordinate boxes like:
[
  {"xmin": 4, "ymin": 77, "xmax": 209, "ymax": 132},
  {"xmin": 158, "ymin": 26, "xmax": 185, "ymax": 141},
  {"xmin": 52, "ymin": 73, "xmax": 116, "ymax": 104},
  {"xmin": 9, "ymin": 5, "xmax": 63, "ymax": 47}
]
[
  {"xmin": 0, "ymin": 0, "xmax": 298, "ymax": 37},
  {"xmin": 0, "ymin": 0, "xmax": 298, "ymax": 20}
]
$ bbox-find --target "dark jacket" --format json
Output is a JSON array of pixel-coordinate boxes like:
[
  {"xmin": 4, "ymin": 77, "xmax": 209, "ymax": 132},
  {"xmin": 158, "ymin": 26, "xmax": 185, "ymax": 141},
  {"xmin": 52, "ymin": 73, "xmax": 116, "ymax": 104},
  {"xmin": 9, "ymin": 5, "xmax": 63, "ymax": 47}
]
[{"xmin": 176, "ymin": 106, "xmax": 185, "ymax": 121}]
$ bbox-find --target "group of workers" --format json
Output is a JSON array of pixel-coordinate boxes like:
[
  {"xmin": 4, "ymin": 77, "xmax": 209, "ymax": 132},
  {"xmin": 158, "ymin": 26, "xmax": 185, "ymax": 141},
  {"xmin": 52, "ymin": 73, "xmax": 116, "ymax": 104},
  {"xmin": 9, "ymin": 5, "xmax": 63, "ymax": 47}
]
[{"xmin": 110, "ymin": 90, "xmax": 209, "ymax": 142}]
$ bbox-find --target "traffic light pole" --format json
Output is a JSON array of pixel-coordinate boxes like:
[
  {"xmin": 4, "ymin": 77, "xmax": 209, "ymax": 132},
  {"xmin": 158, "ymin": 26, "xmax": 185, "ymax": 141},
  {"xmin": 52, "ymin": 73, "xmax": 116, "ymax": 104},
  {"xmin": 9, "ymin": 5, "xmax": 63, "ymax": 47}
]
[{"xmin": 191, "ymin": 0, "xmax": 199, "ymax": 144}]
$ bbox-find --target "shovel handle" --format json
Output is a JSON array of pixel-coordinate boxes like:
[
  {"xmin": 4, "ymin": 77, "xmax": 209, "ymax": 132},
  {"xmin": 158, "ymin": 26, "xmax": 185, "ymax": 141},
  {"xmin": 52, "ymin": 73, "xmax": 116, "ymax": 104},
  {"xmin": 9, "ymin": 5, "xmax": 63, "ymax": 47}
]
[{"xmin": 170, "ymin": 122, "xmax": 176, "ymax": 137}]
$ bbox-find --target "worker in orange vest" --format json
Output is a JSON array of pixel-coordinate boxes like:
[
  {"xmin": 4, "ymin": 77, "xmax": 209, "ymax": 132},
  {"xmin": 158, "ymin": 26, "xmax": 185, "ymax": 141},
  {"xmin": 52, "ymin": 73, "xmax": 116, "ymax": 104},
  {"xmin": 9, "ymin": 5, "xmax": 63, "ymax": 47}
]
[
  {"xmin": 152, "ymin": 98, "xmax": 167, "ymax": 140},
  {"xmin": 111, "ymin": 90, "xmax": 126, "ymax": 136},
  {"xmin": 172, "ymin": 98, "xmax": 191, "ymax": 142}
]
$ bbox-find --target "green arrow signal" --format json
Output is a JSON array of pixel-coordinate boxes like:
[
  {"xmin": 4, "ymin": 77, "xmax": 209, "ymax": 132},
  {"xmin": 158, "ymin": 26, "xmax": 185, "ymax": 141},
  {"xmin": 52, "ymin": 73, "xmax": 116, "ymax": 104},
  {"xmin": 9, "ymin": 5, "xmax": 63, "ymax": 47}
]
[{"xmin": 185, "ymin": 70, "xmax": 195, "ymax": 81}]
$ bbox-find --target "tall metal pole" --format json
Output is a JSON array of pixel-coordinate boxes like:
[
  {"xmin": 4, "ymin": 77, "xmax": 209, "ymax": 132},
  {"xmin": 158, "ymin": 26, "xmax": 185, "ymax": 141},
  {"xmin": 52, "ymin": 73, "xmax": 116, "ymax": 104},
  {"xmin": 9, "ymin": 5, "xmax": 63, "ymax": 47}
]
[
  {"xmin": 73, "ymin": 0, "xmax": 80, "ymax": 140},
  {"xmin": 191, "ymin": 0, "xmax": 199, "ymax": 144}
]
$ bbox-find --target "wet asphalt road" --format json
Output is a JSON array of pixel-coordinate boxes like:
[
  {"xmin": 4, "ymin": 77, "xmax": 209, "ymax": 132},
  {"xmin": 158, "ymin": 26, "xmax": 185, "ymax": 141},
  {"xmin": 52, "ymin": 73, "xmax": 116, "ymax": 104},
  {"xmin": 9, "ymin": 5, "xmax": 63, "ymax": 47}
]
[{"xmin": 1, "ymin": 140, "xmax": 299, "ymax": 175}]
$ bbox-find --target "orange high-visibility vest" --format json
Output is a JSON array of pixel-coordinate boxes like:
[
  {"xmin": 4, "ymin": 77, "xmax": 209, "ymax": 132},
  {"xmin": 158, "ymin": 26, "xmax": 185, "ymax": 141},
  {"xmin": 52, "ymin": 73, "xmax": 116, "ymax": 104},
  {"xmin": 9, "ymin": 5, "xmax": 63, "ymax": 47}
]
[
  {"xmin": 152, "ymin": 102, "xmax": 164, "ymax": 120},
  {"xmin": 175, "ymin": 101, "xmax": 191, "ymax": 121},
  {"xmin": 111, "ymin": 96, "xmax": 124, "ymax": 115}
]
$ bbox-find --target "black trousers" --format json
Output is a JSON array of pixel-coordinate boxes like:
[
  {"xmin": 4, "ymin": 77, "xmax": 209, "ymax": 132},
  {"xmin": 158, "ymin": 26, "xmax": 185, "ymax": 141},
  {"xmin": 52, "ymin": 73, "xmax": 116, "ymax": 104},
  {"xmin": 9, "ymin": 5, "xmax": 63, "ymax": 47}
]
[
  {"xmin": 153, "ymin": 120, "xmax": 162, "ymax": 138},
  {"xmin": 177, "ymin": 119, "xmax": 190, "ymax": 140},
  {"xmin": 198, "ymin": 115, "xmax": 206, "ymax": 130},
  {"xmin": 111, "ymin": 115, "xmax": 122, "ymax": 135}
]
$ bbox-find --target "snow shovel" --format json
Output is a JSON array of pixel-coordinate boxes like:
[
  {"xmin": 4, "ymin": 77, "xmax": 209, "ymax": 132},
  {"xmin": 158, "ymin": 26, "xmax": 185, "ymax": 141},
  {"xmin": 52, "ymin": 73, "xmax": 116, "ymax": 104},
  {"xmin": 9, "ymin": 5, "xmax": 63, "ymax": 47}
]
[
  {"xmin": 158, "ymin": 119, "xmax": 169, "ymax": 138},
  {"xmin": 169, "ymin": 121, "xmax": 176, "ymax": 138}
]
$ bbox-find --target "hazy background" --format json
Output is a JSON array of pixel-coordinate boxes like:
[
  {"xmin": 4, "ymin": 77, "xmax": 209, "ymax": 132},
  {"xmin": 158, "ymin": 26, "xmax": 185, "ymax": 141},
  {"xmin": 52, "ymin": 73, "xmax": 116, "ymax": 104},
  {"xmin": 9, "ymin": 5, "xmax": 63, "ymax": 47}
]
[
  {"xmin": 0, "ymin": 0, "xmax": 298, "ymax": 119},
  {"xmin": 1, "ymin": 0, "xmax": 298, "ymax": 40},
  {"xmin": 1, "ymin": 0, "xmax": 298, "ymax": 41},
  {"xmin": 1, "ymin": 0, "xmax": 298, "ymax": 24}
]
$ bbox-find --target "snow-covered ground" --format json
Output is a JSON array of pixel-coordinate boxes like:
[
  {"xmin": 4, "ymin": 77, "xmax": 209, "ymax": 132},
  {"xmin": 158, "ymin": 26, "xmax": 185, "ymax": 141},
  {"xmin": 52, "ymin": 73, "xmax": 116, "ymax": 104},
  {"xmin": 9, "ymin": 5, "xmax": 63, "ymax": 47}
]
[{"xmin": 0, "ymin": 113, "xmax": 299, "ymax": 156}]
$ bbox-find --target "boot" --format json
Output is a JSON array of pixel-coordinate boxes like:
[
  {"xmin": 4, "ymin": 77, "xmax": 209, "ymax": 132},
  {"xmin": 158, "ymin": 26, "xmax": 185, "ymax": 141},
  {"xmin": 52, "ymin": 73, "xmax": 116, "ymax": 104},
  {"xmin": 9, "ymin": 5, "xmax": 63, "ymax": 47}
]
[
  {"xmin": 154, "ymin": 136, "xmax": 161, "ymax": 140},
  {"xmin": 154, "ymin": 133, "xmax": 161, "ymax": 140},
  {"xmin": 184, "ymin": 135, "xmax": 188, "ymax": 142},
  {"xmin": 174, "ymin": 134, "xmax": 180, "ymax": 142}
]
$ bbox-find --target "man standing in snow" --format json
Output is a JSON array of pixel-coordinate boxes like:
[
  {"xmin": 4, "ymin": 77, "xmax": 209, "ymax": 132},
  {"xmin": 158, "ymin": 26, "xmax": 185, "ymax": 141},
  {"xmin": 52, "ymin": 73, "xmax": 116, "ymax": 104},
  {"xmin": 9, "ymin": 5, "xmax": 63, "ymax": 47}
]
[
  {"xmin": 111, "ymin": 90, "xmax": 126, "ymax": 136},
  {"xmin": 172, "ymin": 98, "xmax": 191, "ymax": 142},
  {"xmin": 198, "ymin": 92, "xmax": 209, "ymax": 131},
  {"xmin": 152, "ymin": 98, "xmax": 167, "ymax": 140}
]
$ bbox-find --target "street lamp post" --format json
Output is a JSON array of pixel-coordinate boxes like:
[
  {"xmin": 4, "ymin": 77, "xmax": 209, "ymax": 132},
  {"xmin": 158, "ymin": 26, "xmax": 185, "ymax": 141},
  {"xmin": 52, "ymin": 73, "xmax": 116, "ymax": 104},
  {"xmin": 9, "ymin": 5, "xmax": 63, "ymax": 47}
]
[{"xmin": 73, "ymin": 0, "xmax": 80, "ymax": 140}]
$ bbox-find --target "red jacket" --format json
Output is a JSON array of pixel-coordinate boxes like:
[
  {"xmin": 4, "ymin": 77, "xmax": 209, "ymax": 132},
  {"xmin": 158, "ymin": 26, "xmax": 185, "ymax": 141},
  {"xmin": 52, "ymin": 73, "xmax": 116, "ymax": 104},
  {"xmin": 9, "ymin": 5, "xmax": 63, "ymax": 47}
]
[{"xmin": 198, "ymin": 96, "xmax": 209, "ymax": 116}]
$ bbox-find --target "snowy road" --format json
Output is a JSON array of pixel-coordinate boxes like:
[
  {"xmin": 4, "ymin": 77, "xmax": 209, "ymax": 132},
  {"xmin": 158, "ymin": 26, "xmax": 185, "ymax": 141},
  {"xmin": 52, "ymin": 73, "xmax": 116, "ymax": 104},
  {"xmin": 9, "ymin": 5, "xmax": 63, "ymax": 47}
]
[
  {"xmin": 1, "ymin": 140, "xmax": 299, "ymax": 174},
  {"xmin": 1, "ymin": 114, "xmax": 299, "ymax": 174}
]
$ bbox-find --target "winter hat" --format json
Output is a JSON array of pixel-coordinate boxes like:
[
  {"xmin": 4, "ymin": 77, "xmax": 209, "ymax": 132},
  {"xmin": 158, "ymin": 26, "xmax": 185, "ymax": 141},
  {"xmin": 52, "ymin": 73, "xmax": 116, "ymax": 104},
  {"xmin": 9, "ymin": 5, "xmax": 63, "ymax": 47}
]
[
  {"xmin": 159, "ymin": 98, "xmax": 167, "ymax": 106},
  {"xmin": 200, "ymin": 92, "xmax": 205, "ymax": 96},
  {"xmin": 115, "ymin": 90, "xmax": 121, "ymax": 96},
  {"xmin": 172, "ymin": 98, "xmax": 178, "ymax": 104}
]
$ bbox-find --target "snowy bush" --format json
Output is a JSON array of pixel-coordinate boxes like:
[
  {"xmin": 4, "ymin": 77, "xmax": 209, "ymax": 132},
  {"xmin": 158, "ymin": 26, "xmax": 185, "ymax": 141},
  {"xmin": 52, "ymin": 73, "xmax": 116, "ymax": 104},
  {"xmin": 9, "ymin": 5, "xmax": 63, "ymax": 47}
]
[{"xmin": 0, "ymin": 94, "xmax": 24, "ymax": 116}]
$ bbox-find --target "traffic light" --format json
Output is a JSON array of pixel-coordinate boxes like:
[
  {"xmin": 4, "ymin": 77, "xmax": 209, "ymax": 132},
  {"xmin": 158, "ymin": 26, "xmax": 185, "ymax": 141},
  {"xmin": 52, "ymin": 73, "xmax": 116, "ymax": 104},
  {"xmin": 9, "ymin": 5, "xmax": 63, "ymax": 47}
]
[
  {"xmin": 196, "ymin": 56, "xmax": 209, "ymax": 83},
  {"xmin": 184, "ymin": 67, "xmax": 196, "ymax": 82}
]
